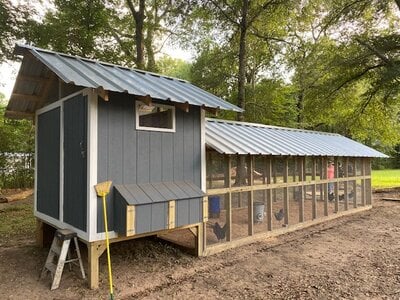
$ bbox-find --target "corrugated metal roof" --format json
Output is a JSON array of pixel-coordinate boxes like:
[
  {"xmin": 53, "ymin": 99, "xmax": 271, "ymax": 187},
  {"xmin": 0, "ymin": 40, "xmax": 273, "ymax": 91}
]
[
  {"xmin": 114, "ymin": 181, "xmax": 204, "ymax": 205},
  {"xmin": 205, "ymin": 118, "xmax": 388, "ymax": 158},
  {"xmin": 6, "ymin": 44, "xmax": 242, "ymax": 118}
]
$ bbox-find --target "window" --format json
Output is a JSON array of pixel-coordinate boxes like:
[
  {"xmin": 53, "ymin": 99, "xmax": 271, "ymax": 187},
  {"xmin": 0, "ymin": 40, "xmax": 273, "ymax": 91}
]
[{"xmin": 135, "ymin": 101, "xmax": 175, "ymax": 132}]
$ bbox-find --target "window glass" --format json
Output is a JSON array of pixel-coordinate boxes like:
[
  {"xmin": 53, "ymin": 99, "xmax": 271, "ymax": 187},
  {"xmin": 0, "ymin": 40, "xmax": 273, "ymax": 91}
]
[{"xmin": 136, "ymin": 101, "xmax": 175, "ymax": 131}]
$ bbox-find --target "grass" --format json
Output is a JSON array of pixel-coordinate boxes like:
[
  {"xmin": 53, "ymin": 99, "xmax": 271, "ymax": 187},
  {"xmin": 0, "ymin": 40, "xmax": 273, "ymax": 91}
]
[
  {"xmin": 372, "ymin": 169, "xmax": 400, "ymax": 189},
  {"xmin": 0, "ymin": 201, "xmax": 35, "ymax": 243}
]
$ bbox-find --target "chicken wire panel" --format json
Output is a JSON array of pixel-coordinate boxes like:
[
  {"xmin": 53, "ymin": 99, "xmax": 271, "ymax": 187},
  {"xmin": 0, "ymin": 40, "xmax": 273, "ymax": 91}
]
[
  {"xmin": 231, "ymin": 155, "xmax": 250, "ymax": 187},
  {"xmin": 315, "ymin": 183, "xmax": 325, "ymax": 218},
  {"xmin": 337, "ymin": 181, "xmax": 346, "ymax": 212},
  {"xmin": 288, "ymin": 186, "xmax": 302, "ymax": 225},
  {"xmin": 347, "ymin": 158, "xmax": 356, "ymax": 177},
  {"xmin": 231, "ymin": 192, "xmax": 249, "ymax": 240},
  {"xmin": 304, "ymin": 185, "xmax": 313, "ymax": 221},
  {"xmin": 348, "ymin": 180, "xmax": 356, "ymax": 208},
  {"xmin": 305, "ymin": 157, "xmax": 313, "ymax": 182},
  {"xmin": 271, "ymin": 188, "xmax": 285, "ymax": 230},
  {"xmin": 356, "ymin": 179, "xmax": 363, "ymax": 206},
  {"xmin": 355, "ymin": 158, "xmax": 363, "ymax": 176},
  {"xmin": 253, "ymin": 190, "xmax": 269, "ymax": 234},
  {"xmin": 272, "ymin": 157, "xmax": 285, "ymax": 184},
  {"xmin": 253, "ymin": 156, "xmax": 266, "ymax": 185},
  {"xmin": 206, "ymin": 194, "xmax": 228, "ymax": 246},
  {"xmin": 206, "ymin": 151, "xmax": 227, "ymax": 189}
]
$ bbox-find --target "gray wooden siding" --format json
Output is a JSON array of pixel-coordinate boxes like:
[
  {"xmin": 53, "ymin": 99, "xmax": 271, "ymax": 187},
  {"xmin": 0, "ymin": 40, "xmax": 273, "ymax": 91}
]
[
  {"xmin": 63, "ymin": 94, "xmax": 88, "ymax": 231},
  {"xmin": 37, "ymin": 108, "xmax": 60, "ymax": 219},
  {"xmin": 97, "ymin": 92, "xmax": 202, "ymax": 233}
]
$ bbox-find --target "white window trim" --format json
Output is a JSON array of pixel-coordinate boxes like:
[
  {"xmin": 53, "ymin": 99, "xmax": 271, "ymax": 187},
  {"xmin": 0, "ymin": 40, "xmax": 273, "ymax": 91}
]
[{"xmin": 135, "ymin": 100, "xmax": 176, "ymax": 133}]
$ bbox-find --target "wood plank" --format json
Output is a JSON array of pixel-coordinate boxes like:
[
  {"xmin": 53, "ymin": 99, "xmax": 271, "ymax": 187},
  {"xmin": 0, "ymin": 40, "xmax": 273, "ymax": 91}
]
[
  {"xmin": 206, "ymin": 175, "xmax": 372, "ymax": 195},
  {"xmin": 312, "ymin": 157, "xmax": 317, "ymax": 219},
  {"xmin": 344, "ymin": 158, "xmax": 349, "ymax": 210},
  {"xmin": 126, "ymin": 205, "xmax": 136, "ymax": 236},
  {"xmin": 11, "ymin": 93, "xmax": 41, "ymax": 102},
  {"xmin": 18, "ymin": 74, "xmax": 49, "ymax": 83},
  {"xmin": 174, "ymin": 102, "xmax": 190, "ymax": 113},
  {"xmin": 266, "ymin": 157, "xmax": 272, "ymax": 231},
  {"xmin": 168, "ymin": 200, "xmax": 176, "ymax": 229},
  {"xmin": 202, "ymin": 197, "xmax": 208, "ymax": 222},
  {"xmin": 283, "ymin": 158, "xmax": 289, "ymax": 226},
  {"xmin": 360, "ymin": 159, "xmax": 365, "ymax": 205},
  {"xmin": 5, "ymin": 110, "xmax": 34, "ymax": 119},
  {"xmin": 322, "ymin": 158, "xmax": 328, "ymax": 217},
  {"xmin": 248, "ymin": 155, "xmax": 254, "ymax": 236},
  {"xmin": 382, "ymin": 198, "xmax": 400, "ymax": 202},
  {"xmin": 299, "ymin": 157, "xmax": 304, "ymax": 222},
  {"xmin": 334, "ymin": 157, "xmax": 339, "ymax": 213},
  {"xmin": 226, "ymin": 156, "xmax": 232, "ymax": 241}
]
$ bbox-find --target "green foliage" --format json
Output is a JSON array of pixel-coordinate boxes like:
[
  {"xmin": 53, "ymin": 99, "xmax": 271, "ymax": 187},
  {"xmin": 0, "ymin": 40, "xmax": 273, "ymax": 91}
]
[
  {"xmin": 0, "ymin": 101, "xmax": 34, "ymax": 189},
  {"xmin": 157, "ymin": 56, "xmax": 192, "ymax": 81}
]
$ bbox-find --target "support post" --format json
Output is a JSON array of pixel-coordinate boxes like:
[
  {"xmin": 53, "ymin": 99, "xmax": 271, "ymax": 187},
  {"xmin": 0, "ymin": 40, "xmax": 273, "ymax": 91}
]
[
  {"xmin": 299, "ymin": 157, "xmax": 305, "ymax": 222},
  {"xmin": 283, "ymin": 158, "xmax": 289, "ymax": 226},
  {"xmin": 312, "ymin": 158, "xmax": 317, "ymax": 219},
  {"xmin": 353, "ymin": 158, "xmax": 358, "ymax": 208},
  {"xmin": 226, "ymin": 156, "xmax": 232, "ymax": 241},
  {"xmin": 196, "ymin": 224, "xmax": 204, "ymax": 256},
  {"xmin": 266, "ymin": 157, "xmax": 273, "ymax": 231},
  {"xmin": 361, "ymin": 158, "xmax": 366, "ymax": 206},
  {"xmin": 344, "ymin": 157, "xmax": 349, "ymax": 210},
  {"xmin": 88, "ymin": 242, "xmax": 106, "ymax": 289},
  {"xmin": 334, "ymin": 157, "xmax": 339, "ymax": 212},
  {"xmin": 322, "ymin": 157, "xmax": 328, "ymax": 216},
  {"xmin": 247, "ymin": 155, "xmax": 254, "ymax": 236}
]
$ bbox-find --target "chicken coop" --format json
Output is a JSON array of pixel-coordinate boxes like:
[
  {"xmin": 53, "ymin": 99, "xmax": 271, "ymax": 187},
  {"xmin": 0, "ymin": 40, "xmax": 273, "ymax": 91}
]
[
  {"xmin": 203, "ymin": 119, "xmax": 386, "ymax": 254},
  {"xmin": 5, "ymin": 44, "xmax": 241, "ymax": 288},
  {"xmin": 5, "ymin": 44, "xmax": 386, "ymax": 289}
]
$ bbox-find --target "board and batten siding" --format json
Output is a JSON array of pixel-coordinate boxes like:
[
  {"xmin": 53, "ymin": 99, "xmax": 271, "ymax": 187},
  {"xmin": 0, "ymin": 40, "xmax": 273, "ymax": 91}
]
[{"xmin": 97, "ymin": 92, "xmax": 202, "ymax": 234}]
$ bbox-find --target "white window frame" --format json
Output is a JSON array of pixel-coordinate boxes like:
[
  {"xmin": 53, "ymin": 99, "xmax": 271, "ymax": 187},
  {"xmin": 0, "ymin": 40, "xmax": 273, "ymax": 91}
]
[{"xmin": 135, "ymin": 100, "xmax": 176, "ymax": 133}]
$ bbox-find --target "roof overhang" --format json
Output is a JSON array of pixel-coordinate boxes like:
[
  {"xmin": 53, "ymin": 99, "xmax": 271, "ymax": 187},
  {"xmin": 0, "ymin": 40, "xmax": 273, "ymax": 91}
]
[{"xmin": 5, "ymin": 44, "xmax": 243, "ymax": 120}]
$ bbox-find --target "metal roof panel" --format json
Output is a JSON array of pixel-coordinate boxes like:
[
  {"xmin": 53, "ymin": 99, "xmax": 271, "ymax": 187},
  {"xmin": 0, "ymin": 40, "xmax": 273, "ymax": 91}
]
[{"xmin": 205, "ymin": 118, "xmax": 388, "ymax": 158}]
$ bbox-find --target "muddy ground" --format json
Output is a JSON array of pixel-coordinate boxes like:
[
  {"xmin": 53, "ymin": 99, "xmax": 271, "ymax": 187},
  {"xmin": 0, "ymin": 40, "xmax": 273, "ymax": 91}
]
[{"xmin": 1, "ymin": 190, "xmax": 400, "ymax": 299}]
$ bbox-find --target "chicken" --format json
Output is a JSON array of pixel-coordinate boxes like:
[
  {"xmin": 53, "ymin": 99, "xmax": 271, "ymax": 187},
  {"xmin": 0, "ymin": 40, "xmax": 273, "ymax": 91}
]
[
  {"xmin": 274, "ymin": 208, "xmax": 284, "ymax": 221},
  {"xmin": 212, "ymin": 222, "xmax": 227, "ymax": 241}
]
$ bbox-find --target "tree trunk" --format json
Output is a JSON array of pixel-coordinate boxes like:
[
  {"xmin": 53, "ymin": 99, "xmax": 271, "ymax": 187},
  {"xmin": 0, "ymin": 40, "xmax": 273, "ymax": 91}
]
[
  {"xmin": 127, "ymin": 0, "xmax": 145, "ymax": 69},
  {"xmin": 237, "ymin": 0, "xmax": 249, "ymax": 122}
]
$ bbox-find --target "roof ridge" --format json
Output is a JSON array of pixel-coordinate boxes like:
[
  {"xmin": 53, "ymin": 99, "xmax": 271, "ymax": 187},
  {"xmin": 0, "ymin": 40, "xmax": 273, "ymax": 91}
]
[{"xmin": 205, "ymin": 118, "xmax": 341, "ymax": 136}]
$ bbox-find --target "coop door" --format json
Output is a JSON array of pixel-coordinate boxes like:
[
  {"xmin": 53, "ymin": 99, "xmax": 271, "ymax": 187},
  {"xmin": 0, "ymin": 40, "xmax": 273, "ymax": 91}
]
[{"xmin": 63, "ymin": 94, "xmax": 88, "ymax": 231}]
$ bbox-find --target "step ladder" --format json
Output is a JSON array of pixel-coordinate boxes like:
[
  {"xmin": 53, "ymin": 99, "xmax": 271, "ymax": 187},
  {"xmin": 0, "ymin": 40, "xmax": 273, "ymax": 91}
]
[{"xmin": 40, "ymin": 229, "xmax": 86, "ymax": 290}]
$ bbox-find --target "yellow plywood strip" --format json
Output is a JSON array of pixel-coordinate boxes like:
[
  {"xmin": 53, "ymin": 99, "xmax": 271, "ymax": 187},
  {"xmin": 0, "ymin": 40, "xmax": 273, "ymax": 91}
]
[
  {"xmin": 202, "ymin": 197, "xmax": 208, "ymax": 222},
  {"xmin": 126, "ymin": 205, "xmax": 136, "ymax": 236},
  {"xmin": 168, "ymin": 201, "xmax": 176, "ymax": 229}
]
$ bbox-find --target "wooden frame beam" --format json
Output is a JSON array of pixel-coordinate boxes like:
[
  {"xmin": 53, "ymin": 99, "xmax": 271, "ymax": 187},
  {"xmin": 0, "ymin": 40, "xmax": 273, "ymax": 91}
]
[
  {"xmin": 312, "ymin": 158, "xmax": 317, "ymax": 219},
  {"xmin": 18, "ymin": 74, "xmax": 49, "ymax": 83},
  {"xmin": 334, "ymin": 157, "xmax": 339, "ymax": 213},
  {"xmin": 174, "ymin": 102, "xmax": 190, "ymax": 113},
  {"xmin": 266, "ymin": 157, "xmax": 273, "ymax": 231},
  {"xmin": 299, "ymin": 157, "xmax": 305, "ymax": 222},
  {"xmin": 247, "ymin": 155, "xmax": 254, "ymax": 236},
  {"xmin": 135, "ymin": 94, "xmax": 152, "ymax": 105},
  {"xmin": 11, "ymin": 93, "xmax": 41, "ymax": 102},
  {"xmin": 344, "ymin": 158, "xmax": 349, "ymax": 210}
]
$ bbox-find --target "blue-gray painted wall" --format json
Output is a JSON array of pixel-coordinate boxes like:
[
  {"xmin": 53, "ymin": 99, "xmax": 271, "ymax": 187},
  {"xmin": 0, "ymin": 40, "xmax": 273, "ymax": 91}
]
[
  {"xmin": 97, "ymin": 92, "xmax": 203, "ymax": 234},
  {"xmin": 37, "ymin": 107, "xmax": 60, "ymax": 219}
]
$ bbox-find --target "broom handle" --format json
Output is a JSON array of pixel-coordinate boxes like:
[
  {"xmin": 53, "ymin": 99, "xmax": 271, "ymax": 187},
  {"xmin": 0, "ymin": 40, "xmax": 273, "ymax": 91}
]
[{"xmin": 102, "ymin": 193, "xmax": 114, "ymax": 298}]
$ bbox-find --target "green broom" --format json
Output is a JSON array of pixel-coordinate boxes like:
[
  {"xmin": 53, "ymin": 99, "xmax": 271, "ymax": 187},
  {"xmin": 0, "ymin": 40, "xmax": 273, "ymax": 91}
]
[{"xmin": 94, "ymin": 181, "xmax": 114, "ymax": 300}]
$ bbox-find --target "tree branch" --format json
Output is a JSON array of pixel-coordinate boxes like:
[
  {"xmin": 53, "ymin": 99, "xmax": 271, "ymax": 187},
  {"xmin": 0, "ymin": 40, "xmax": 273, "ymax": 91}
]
[{"xmin": 209, "ymin": 0, "xmax": 240, "ymax": 26}]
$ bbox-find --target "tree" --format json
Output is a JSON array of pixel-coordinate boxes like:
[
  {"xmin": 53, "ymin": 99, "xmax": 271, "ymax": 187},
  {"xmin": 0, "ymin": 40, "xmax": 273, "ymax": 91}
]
[{"xmin": 0, "ymin": 0, "xmax": 30, "ymax": 62}]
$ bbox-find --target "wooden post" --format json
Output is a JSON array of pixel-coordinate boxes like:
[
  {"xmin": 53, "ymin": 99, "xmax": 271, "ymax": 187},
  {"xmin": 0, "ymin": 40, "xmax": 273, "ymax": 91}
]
[
  {"xmin": 312, "ymin": 158, "xmax": 317, "ymax": 219},
  {"xmin": 266, "ymin": 157, "xmax": 273, "ymax": 231},
  {"xmin": 361, "ymin": 159, "xmax": 365, "ymax": 206},
  {"xmin": 196, "ymin": 224, "xmax": 204, "ymax": 256},
  {"xmin": 283, "ymin": 158, "xmax": 289, "ymax": 226},
  {"xmin": 88, "ymin": 242, "xmax": 106, "ymax": 289},
  {"xmin": 248, "ymin": 155, "xmax": 254, "ymax": 236},
  {"xmin": 36, "ymin": 219, "xmax": 44, "ymax": 248},
  {"xmin": 344, "ymin": 157, "xmax": 349, "ymax": 210},
  {"xmin": 334, "ymin": 157, "xmax": 339, "ymax": 212},
  {"xmin": 272, "ymin": 158, "xmax": 277, "ymax": 202},
  {"xmin": 207, "ymin": 152, "xmax": 212, "ymax": 189},
  {"xmin": 366, "ymin": 158, "xmax": 372, "ymax": 205},
  {"xmin": 353, "ymin": 166, "xmax": 358, "ymax": 209},
  {"xmin": 226, "ymin": 156, "xmax": 232, "ymax": 241},
  {"xmin": 299, "ymin": 157, "xmax": 305, "ymax": 222},
  {"xmin": 323, "ymin": 157, "xmax": 328, "ymax": 216}
]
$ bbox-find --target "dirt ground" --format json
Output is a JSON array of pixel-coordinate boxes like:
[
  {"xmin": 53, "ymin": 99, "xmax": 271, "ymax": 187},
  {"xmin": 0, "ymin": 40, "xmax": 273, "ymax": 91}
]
[{"xmin": 1, "ymin": 190, "xmax": 400, "ymax": 299}]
